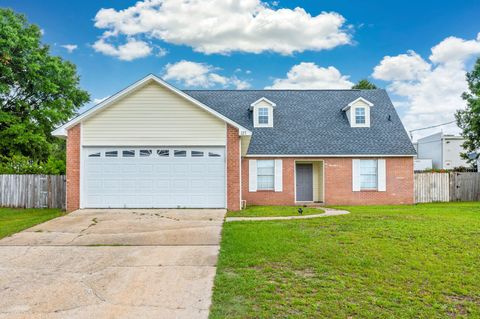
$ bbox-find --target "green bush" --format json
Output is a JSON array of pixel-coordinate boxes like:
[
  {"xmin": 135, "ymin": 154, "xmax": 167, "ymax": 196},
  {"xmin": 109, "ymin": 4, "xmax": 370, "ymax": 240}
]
[{"xmin": 0, "ymin": 155, "xmax": 65, "ymax": 175}]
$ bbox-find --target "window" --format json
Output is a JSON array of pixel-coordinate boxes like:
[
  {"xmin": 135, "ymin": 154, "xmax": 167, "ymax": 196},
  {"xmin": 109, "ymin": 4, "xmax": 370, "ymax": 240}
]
[
  {"xmin": 191, "ymin": 151, "xmax": 204, "ymax": 157},
  {"xmin": 208, "ymin": 152, "xmax": 221, "ymax": 157},
  {"xmin": 355, "ymin": 107, "xmax": 366, "ymax": 124},
  {"xmin": 360, "ymin": 160, "xmax": 377, "ymax": 190},
  {"xmin": 174, "ymin": 150, "xmax": 187, "ymax": 157},
  {"xmin": 257, "ymin": 160, "xmax": 275, "ymax": 190},
  {"xmin": 88, "ymin": 152, "xmax": 101, "ymax": 157},
  {"xmin": 105, "ymin": 151, "xmax": 118, "ymax": 157},
  {"xmin": 157, "ymin": 150, "xmax": 169, "ymax": 157},
  {"xmin": 122, "ymin": 150, "xmax": 135, "ymax": 157},
  {"xmin": 258, "ymin": 107, "xmax": 269, "ymax": 124},
  {"xmin": 140, "ymin": 150, "xmax": 152, "ymax": 157}
]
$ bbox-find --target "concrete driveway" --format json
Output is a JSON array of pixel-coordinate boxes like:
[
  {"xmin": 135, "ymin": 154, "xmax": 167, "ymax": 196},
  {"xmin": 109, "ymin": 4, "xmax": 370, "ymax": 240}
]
[{"xmin": 0, "ymin": 209, "xmax": 226, "ymax": 319}]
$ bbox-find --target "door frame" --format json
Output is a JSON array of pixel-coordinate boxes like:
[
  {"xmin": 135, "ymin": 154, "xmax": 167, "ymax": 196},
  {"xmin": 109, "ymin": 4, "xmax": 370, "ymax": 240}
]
[{"xmin": 294, "ymin": 160, "xmax": 325, "ymax": 203}]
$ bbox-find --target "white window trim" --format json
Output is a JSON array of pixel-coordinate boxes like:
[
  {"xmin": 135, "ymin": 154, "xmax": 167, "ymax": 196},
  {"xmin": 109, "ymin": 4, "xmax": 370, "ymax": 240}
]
[
  {"xmin": 256, "ymin": 160, "xmax": 275, "ymax": 190},
  {"xmin": 258, "ymin": 107, "xmax": 270, "ymax": 125},
  {"xmin": 248, "ymin": 159, "xmax": 283, "ymax": 192},
  {"xmin": 351, "ymin": 106, "xmax": 370, "ymax": 127},
  {"xmin": 352, "ymin": 158, "xmax": 386, "ymax": 192},
  {"xmin": 253, "ymin": 105, "xmax": 274, "ymax": 127},
  {"xmin": 359, "ymin": 159, "xmax": 378, "ymax": 190}
]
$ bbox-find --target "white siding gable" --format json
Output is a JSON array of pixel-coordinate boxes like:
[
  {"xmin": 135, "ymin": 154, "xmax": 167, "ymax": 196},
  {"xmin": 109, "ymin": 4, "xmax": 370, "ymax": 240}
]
[{"xmin": 82, "ymin": 82, "xmax": 226, "ymax": 146}]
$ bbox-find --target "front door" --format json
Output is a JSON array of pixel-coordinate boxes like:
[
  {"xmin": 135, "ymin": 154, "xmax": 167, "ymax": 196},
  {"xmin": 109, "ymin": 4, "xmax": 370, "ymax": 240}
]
[{"xmin": 296, "ymin": 163, "xmax": 313, "ymax": 201}]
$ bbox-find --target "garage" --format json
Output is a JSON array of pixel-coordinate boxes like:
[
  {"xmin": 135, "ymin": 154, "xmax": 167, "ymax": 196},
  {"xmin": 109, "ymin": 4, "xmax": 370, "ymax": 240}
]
[{"xmin": 83, "ymin": 146, "xmax": 225, "ymax": 208}]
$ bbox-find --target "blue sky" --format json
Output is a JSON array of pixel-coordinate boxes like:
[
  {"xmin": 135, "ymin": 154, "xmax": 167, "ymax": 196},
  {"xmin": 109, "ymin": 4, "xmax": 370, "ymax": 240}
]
[{"xmin": 3, "ymin": 0, "xmax": 480, "ymax": 139}]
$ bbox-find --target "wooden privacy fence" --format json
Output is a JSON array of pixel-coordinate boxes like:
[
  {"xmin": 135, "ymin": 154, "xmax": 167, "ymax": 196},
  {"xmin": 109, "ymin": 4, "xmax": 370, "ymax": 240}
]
[
  {"xmin": 415, "ymin": 172, "xmax": 480, "ymax": 203},
  {"xmin": 0, "ymin": 175, "xmax": 66, "ymax": 209}
]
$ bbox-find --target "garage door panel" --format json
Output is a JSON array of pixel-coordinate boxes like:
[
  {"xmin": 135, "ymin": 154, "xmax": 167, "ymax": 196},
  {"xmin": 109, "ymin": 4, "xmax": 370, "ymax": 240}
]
[
  {"xmin": 138, "ymin": 180, "xmax": 154, "ymax": 189},
  {"xmin": 208, "ymin": 195, "xmax": 225, "ymax": 208},
  {"xmin": 122, "ymin": 165, "xmax": 138, "ymax": 173},
  {"xmin": 87, "ymin": 164, "xmax": 103, "ymax": 173},
  {"xmin": 84, "ymin": 146, "xmax": 225, "ymax": 208},
  {"xmin": 138, "ymin": 165, "xmax": 154, "ymax": 173},
  {"xmin": 86, "ymin": 195, "xmax": 103, "ymax": 207},
  {"xmin": 172, "ymin": 164, "xmax": 189, "ymax": 174},
  {"xmin": 172, "ymin": 179, "xmax": 189, "ymax": 191},
  {"xmin": 154, "ymin": 164, "xmax": 172, "ymax": 174}
]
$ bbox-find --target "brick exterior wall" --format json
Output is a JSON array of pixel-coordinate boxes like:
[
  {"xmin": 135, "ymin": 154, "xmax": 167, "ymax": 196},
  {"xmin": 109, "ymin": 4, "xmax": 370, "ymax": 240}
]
[
  {"xmin": 242, "ymin": 157, "xmax": 296, "ymax": 206},
  {"xmin": 66, "ymin": 124, "xmax": 81, "ymax": 212},
  {"xmin": 241, "ymin": 157, "xmax": 414, "ymax": 206},
  {"xmin": 323, "ymin": 157, "xmax": 414, "ymax": 205},
  {"xmin": 226, "ymin": 125, "xmax": 241, "ymax": 210}
]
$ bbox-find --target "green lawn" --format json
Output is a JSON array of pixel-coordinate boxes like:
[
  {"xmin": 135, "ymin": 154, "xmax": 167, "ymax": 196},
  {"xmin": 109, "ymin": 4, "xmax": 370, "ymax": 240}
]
[
  {"xmin": 227, "ymin": 205, "xmax": 324, "ymax": 217},
  {"xmin": 0, "ymin": 208, "xmax": 64, "ymax": 239},
  {"xmin": 210, "ymin": 203, "xmax": 480, "ymax": 318}
]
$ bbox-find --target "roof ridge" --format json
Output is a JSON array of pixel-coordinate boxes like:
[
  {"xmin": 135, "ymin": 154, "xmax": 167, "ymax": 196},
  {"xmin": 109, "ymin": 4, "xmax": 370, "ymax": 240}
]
[{"xmin": 183, "ymin": 89, "xmax": 371, "ymax": 91}]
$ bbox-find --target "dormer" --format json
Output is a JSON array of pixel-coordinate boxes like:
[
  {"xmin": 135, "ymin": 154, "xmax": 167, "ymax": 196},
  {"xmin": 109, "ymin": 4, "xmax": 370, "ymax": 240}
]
[
  {"xmin": 342, "ymin": 97, "xmax": 374, "ymax": 128},
  {"xmin": 250, "ymin": 97, "xmax": 276, "ymax": 128}
]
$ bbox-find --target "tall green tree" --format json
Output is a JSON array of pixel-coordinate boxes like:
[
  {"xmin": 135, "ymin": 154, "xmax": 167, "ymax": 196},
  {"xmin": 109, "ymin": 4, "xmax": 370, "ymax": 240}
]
[
  {"xmin": 0, "ymin": 8, "xmax": 89, "ymax": 164},
  {"xmin": 456, "ymin": 57, "xmax": 480, "ymax": 164},
  {"xmin": 352, "ymin": 79, "xmax": 378, "ymax": 90}
]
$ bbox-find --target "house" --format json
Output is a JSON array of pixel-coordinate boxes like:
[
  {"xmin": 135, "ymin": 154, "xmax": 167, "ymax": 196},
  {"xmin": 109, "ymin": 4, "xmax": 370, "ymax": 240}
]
[
  {"xmin": 52, "ymin": 74, "xmax": 416, "ymax": 212},
  {"xmin": 416, "ymin": 132, "xmax": 469, "ymax": 169}
]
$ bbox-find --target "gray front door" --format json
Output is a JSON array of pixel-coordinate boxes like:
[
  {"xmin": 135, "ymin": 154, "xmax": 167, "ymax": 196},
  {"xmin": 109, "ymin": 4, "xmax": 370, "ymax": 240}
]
[{"xmin": 296, "ymin": 163, "xmax": 313, "ymax": 201}]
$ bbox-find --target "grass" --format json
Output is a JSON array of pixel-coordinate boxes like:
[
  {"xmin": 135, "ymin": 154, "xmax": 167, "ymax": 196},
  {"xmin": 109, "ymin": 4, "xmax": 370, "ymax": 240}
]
[
  {"xmin": 227, "ymin": 205, "xmax": 324, "ymax": 217},
  {"xmin": 0, "ymin": 208, "xmax": 64, "ymax": 239},
  {"xmin": 210, "ymin": 203, "xmax": 480, "ymax": 318}
]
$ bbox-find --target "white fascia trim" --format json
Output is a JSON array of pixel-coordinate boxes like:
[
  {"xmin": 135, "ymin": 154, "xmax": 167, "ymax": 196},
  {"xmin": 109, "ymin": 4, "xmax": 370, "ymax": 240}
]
[
  {"xmin": 245, "ymin": 154, "xmax": 416, "ymax": 158},
  {"xmin": 342, "ymin": 97, "xmax": 374, "ymax": 111},
  {"xmin": 52, "ymin": 74, "xmax": 252, "ymax": 137},
  {"xmin": 250, "ymin": 97, "xmax": 276, "ymax": 109}
]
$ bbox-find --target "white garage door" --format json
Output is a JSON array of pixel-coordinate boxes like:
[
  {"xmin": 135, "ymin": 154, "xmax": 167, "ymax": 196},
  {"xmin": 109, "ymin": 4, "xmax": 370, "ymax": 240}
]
[{"xmin": 83, "ymin": 147, "xmax": 225, "ymax": 208}]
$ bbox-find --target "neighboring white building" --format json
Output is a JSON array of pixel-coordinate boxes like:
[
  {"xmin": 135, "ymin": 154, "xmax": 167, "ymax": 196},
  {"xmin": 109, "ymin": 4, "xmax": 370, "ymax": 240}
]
[
  {"xmin": 413, "ymin": 158, "xmax": 433, "ymax": 171},
  {"xmin": 416, "ymin": 132, "xmax": 469, "ymax": 169}
]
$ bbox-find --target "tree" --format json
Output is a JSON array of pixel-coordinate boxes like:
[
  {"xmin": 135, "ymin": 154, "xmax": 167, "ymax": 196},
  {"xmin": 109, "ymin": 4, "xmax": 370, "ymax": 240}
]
[
  {"xmin": 455, "ymin": 57, "xmax": 480, "ymax": 165},
  {"xmin": 352, "ymin": 79, "xmax": 378, "ymax": 90},
  {"xmin": 0, "ymin": 8, "xmax": 89, "ymax": 165}
]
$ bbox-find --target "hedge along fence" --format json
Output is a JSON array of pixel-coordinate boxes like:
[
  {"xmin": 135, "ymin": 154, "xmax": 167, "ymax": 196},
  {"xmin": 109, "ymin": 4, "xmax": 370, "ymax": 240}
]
[
  {"xmin": 415, "ymin": 172, "xmax": 480, "ymax": 203},
  {"xmin": 0, "ymin": 175, "xmax": 66, "ymax": 209}
]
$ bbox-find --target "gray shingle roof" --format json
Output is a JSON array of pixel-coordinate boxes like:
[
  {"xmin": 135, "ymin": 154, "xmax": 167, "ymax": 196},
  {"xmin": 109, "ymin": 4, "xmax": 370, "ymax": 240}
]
[{"xmin": 184, "ymin": 89, "xmax": 416, "ymax": 156}]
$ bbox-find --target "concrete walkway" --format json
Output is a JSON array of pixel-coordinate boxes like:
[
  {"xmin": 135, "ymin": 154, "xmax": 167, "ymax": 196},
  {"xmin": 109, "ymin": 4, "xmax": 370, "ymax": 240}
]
[
  {"xmin": 0, "ymin": 209, "xmax": 226, "ymax": 319},
  {"xmin": 225, "ymin": 208, "xmax": 350, "ymax": 222}
]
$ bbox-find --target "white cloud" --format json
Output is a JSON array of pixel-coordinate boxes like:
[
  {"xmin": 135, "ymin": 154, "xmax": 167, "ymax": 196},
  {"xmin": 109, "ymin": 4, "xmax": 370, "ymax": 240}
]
[
  {"xmin": 266, "ymin": 62, "xmax": 353, "ymax": 89},
  {"xmin": 163, "ymin": 60, "xmax": 251, "ymax": 89},
  {"xmin": 430, "ymin": 34, "xmax": 480, "ymax": 64},
  {"xmin": 372, "ymin": 33, "xmax": 480, "ymax": 139},
  {"xmin": 92, "ymin": 38, "xmax": 152, "ymax": 61},
  {"xmin": 61, "ymin": 44, "xmax": 78, "ymax": 53},
  {"xmin": 372, "ymin": 50, "xmax": 431, "ymax": 81},
  {"xmin": 231, "ymin": 77, "xmax": 251, "ymax": 90},
  {"xmin": 93, "ymin": 0, "xmax": 351, "ymax": 56},
  {"xmin": 93, "ymin": 96, "xmax": 110, "ymax": 104}
]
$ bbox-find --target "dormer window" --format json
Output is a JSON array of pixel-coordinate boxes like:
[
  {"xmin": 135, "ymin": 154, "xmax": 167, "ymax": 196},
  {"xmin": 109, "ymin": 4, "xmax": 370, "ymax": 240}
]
[
  {"xmin": 250, "ymin": 97, "xmax": 276, "ymax": 128},
  {"xmin": 355, "ymin": 107, "xmax": 366, "ymax": 124},
  {"xmin": 342, "ymin": 97, "xmax": 373, "ymax": 128},
  {"xmin": 258, "ymin": 107, "xmax": 269, "ymax": 124}
]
